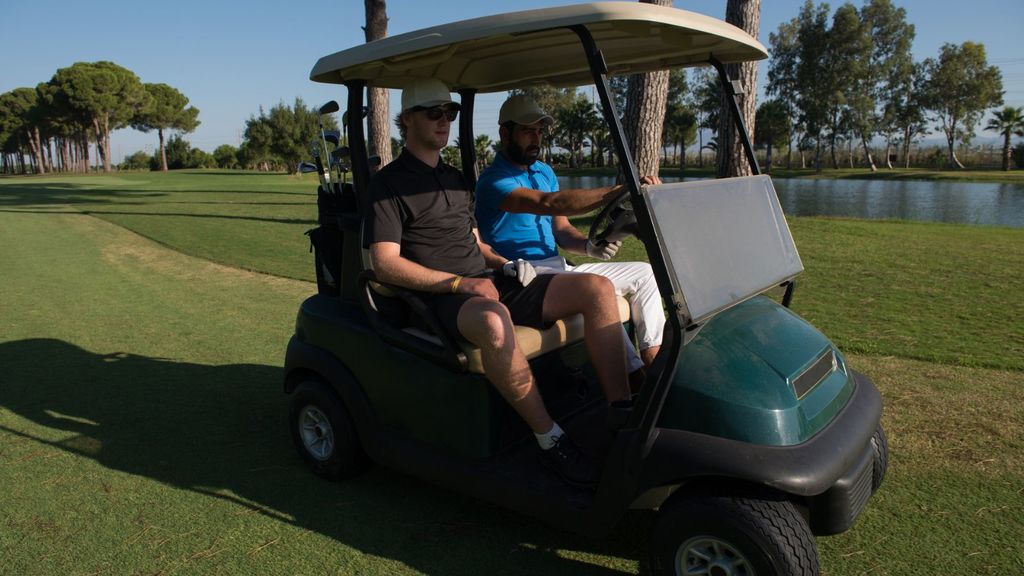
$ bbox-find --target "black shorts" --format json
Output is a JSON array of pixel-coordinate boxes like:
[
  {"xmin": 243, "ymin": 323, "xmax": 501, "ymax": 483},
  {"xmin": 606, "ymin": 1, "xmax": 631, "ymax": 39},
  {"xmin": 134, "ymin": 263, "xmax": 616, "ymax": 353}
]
[{"xmin": 424, "ymin": 273, "xmax": 555, "ymax": 340}]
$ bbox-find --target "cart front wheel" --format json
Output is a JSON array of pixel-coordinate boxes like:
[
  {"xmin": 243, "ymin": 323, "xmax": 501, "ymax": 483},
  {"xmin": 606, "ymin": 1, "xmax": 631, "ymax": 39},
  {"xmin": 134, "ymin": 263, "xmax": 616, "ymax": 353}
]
[
  {"xmin": 650, "ymin": 490, "xmax": 819, "ymax": 576},
  {"xmin": 871, "ymin": 424, "xmax": 889, "ymax": 492}
]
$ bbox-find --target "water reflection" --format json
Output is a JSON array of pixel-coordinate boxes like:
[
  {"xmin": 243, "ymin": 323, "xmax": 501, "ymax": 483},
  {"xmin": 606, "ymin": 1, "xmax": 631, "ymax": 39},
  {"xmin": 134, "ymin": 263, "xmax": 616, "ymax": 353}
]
[{"xmin": 557, "ymin": 176, "xmax": 1024, "ymax": 228}]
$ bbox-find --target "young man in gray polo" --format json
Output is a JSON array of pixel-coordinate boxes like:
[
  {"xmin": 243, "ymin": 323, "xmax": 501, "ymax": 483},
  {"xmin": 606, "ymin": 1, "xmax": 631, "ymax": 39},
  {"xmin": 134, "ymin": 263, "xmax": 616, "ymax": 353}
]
[
  {"xmin": 363, "ymin": 79, "xmax": 630, "ymax": 487},
  {"xmin": 475, "ymin": 95, "xmax": 666, "ymax": 370}
]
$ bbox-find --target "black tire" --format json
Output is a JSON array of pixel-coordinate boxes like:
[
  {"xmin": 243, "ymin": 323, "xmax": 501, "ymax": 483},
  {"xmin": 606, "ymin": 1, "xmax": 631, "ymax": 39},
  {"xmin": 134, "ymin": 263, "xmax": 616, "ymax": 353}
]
[
  {"xmin": 871, "ymin": 424, "xmax": 888, "ymax": 492},
  {"xmin": 289, "ymin": 379, "xmax": 367, "ymax": 480},
  {"xmin": 650, "ymin": 489, "xmax": 819, "ymax": 576}
]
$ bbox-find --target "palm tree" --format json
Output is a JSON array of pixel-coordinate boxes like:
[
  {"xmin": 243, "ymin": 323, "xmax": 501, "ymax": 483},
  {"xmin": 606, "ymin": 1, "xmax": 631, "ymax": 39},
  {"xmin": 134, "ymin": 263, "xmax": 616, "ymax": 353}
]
[
  {"xmin": 986, "ymin": 106, "xmax": 1024, "ymax": 171},
  {"xmin": 474, "ymin": 134, "xmax": 493, "ymax": 173}
]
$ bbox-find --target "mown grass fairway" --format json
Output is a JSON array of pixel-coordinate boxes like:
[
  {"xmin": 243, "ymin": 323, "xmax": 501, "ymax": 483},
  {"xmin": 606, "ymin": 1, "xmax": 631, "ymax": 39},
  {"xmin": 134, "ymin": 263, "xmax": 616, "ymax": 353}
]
[{"xmin": 2, "ymin": 171, "xmax": 1022, "ymax": 575}]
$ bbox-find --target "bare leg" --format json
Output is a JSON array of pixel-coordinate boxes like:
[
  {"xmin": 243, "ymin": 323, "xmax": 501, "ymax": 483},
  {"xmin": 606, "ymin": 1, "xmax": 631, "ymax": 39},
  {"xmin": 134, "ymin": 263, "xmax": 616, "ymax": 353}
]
[
  {"xmin": 456, "ymin": 298, "xmax": 553, "ymax": 434},
  {"xmin": 541, "ymin": 274, "xmax": 630, "ymax": 404}
]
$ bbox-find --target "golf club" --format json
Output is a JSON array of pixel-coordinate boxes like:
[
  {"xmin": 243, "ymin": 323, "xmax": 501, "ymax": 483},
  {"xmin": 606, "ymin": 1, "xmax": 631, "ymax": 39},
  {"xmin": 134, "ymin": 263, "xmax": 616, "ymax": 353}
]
[
  {"xmin": 317, "ymin": 101, "xmax": 340, "ymax": 189},
  {"xmin": 330, "ymin": 146, "xmax": 352, "ymax": 184},
  {"xmin": 309, "ymin": 141, "xmax": 329, "ymax": 193}
]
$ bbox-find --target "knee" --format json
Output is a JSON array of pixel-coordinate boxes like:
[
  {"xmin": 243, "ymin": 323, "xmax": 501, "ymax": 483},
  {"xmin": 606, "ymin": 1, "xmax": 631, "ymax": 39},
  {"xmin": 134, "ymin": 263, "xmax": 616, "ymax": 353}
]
[
  {"xmin": 579, "ymin": 274, "xmax": 616, "ymax": 306},
  {"xmin": 463, "ymin": 301, "xmax": 514, "ymax": 350},
  {"xmin": 590, "ymin": 274, "xmax": 616, "ymax": 298}
]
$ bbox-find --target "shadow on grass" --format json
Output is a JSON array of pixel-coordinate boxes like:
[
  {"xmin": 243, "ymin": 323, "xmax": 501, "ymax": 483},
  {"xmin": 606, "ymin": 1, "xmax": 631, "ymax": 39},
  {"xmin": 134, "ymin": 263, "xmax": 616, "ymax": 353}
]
[
  {"xmin": 0, "ymin": 338, "xmax": 644, "ymax": 575},
  {"xmin": 0, "ymin": 181, "xmax": 312, "ymax": 209},
  {"xmin": 0, "ymin": 182, "xmax": 169, "ymax": 206}
]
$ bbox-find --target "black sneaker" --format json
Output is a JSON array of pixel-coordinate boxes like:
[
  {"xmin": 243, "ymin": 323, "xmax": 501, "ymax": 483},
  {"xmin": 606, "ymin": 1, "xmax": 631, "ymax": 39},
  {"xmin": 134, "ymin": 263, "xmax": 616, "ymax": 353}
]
[{"xmin": 540, "ymin": 434, "xmax": 600, "ymax": 488}]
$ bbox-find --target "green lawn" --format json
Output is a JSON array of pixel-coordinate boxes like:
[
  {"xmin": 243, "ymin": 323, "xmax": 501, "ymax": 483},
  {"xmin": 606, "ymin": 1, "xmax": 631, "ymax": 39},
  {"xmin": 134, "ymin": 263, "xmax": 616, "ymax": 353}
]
[{"xmin": 1, "ymin": 171, "xmax": 1022, "ymax": 575}]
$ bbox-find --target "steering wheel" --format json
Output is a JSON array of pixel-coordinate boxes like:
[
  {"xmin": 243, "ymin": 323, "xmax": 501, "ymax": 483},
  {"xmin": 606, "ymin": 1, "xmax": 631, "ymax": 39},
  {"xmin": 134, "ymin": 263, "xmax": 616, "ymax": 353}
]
[{"xmin": 588, "ymin": 186, "xmax": 638, "ymax": 246}]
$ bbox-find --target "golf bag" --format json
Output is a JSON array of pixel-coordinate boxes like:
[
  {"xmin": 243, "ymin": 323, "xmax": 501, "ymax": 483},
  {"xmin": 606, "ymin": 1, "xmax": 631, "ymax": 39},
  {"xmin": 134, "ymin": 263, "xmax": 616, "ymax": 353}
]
[{"xmin": 306, "ymin": 182, "xmax": 357, "ymax": 297}]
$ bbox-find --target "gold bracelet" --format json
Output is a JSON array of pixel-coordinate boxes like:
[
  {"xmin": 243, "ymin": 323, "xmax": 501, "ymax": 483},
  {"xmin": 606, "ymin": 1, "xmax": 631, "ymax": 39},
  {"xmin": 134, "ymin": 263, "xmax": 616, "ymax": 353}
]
[{"xmin": 450, "ymin": 275, "xmax": 462, "ymax": 293}]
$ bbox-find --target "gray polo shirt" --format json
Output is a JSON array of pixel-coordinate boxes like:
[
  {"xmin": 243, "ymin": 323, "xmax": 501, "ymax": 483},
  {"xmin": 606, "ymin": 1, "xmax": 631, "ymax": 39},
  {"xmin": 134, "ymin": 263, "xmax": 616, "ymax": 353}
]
[{"xmin": 363, "ymin": 149, "xmax": 487, "ymax": 277}]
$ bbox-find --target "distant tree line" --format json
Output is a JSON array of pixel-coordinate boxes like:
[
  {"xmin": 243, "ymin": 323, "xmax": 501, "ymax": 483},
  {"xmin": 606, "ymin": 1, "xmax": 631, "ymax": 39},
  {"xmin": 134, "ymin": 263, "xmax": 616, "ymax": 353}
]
[
  {"xmin": 430, "ymin": 0, "xmax": 1020, "ymax": 174},
  {"xmin": 124, "ymin": 98, "xmax": 343, "ymax": 174},
  {"xmin": 764, "ymin": 0, "xmax": 1008, "ymax": 172},
  {"xmin": 0, "ymin": 61, "xmax": 199, "ymax": 175}
]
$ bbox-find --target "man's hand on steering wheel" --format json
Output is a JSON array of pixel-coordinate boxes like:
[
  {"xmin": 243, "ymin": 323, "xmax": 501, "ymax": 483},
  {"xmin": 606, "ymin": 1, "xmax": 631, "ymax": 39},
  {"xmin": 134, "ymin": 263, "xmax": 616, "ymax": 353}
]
[
  {"xmin": 588, "ymin": 173, "xmax": 658, "ymax": 248},
  {"xmin": 586, "ymin": 239, "xmax": 622, "ymax": 260}
]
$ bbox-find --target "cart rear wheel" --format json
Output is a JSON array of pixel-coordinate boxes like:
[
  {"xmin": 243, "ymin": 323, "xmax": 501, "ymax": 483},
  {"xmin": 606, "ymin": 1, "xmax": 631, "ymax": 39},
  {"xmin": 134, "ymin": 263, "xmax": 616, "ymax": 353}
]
[
  {"xmin": 650, "ymin": 490, "xmax": 818, "ymax": 576},
  {"xmin": 289, "ymin": 379, "xmax": 367, "ymax": 480}
]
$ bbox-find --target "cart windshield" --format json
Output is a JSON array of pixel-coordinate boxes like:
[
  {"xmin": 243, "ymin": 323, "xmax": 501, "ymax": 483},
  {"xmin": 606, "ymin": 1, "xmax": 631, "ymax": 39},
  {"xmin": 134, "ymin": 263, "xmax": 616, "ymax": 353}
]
[{"xmin": 643, "ymin": 176, "xmax": 803, "ymax": 325}]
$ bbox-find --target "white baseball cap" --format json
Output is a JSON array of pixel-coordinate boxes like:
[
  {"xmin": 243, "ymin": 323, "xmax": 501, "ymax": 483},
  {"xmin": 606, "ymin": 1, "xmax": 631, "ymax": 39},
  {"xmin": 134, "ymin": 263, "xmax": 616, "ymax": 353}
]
[
  {"xmin": 498, "ymin": 95, "xmax": 554, "ymax": 126},
  {"xmin": 401, "ymin": 78, "xmax": 455, "ymax": 112}
]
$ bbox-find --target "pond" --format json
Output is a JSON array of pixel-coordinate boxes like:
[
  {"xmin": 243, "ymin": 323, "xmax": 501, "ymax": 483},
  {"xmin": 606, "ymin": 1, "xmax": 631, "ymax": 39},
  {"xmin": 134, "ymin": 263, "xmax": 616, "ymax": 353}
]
[{"xmin": 557, "ymin": 176, "xmax": 1024, "ymax": 228}]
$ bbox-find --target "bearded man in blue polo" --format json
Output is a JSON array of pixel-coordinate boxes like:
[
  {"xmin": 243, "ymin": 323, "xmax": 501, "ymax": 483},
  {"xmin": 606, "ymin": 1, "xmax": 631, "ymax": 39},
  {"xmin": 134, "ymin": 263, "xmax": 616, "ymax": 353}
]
[{"xmin": 476, "ymin": 95, "xmax": 665, "ymax": 373}]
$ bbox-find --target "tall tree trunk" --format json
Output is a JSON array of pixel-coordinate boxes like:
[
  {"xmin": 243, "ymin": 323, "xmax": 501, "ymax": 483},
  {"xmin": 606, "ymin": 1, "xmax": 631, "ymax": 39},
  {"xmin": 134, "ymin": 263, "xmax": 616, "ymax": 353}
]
[
  {"xmin": 903, "ymin": 126, "xmax": 912, "ymax": 169},
  {"xmin": 951, "ymin": 150, "xmax": 966, "ymax": 170},
  {"xmin": 364, "ymin": 0, "xmax": 393, "ymax": 172},
  {"xmin": 103, "ymin": 116, "xmax": 112, "ymax": 173},
  {"xmin": 860, "ymin": 134, "xmax": 876, "ymax": 171},
  {"xmin": 829, "ymin": 132, "xmax": 839, "ymax": 169},
  {"xmin": 159, "ymin": 128, "xmax": 168, "ymax": 172},
  {"xmin": 884, "ymin": 139, "xmax": 893, "ymax": 170},
  {"xmin": 786, "ymin": 129, "xmax": 793, "ymax": 170},
  {"xmin": 765, "ymin": 143, "xmax": 773, "ymax": 174},
  {"xmin": 944, "ymin": 121, "xmax": 966, "ymax": 170},
  {"xmin": 29, "ymin": 127, "xmax": 46, "ymax": 174},
  {"xmin": 1002, "ymin": 133, "xmax": 1012, "ymax": 171},
  {"xmin": 82, "ymin": 133, "xmax": 91, "ymax": 172},
  {"xmin": 716, "ymin": 0, "xmax": 760, "ymax": 177},
  {"xmin": 678, "ymin": 136, "xmax": 686, "ymax": 179},
  {"xmin": 698, "ymin": 127, "xmax": 704, "ymax": 168},
  {"xmin": 623, "ymin": 0, "xmax": 672, "ymax": 180},
  {"xmin": 92, "ymin": 119, "xmax": 105, "ymax": 172},
  {"xmin": 92, "ymin": 116, "xmax": 113, "ymax": 173}
]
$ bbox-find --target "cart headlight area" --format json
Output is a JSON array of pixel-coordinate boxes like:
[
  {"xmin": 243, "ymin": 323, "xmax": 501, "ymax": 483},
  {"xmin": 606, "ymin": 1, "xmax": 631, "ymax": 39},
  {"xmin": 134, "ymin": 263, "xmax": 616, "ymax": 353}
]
[{"xmin": 658, "ymin": 296, "xmax": 856, "ymax": 446}]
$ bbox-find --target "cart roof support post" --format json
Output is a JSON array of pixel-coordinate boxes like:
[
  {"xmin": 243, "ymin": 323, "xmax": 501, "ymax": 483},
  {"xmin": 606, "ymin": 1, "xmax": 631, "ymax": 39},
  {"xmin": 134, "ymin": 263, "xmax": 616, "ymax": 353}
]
[
  {"xmin": 346, "ymin": 81, "xmax": 371, "ymax": 212},
  {"xmin": 569, "ymin": 23, "xmax": 684, "ymax": 455},
  {"xmin": 709, "ymin": 56, "xmax": 761, "ymax": 176},
  {"xmin": 458, "ymin": 89, "xmax": 478, "ymax": 189}
]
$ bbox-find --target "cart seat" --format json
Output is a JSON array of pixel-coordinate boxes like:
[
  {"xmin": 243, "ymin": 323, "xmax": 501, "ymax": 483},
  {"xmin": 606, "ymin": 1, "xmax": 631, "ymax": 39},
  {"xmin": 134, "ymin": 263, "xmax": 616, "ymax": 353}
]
[
  {"xmin": 361, "ymin": 236, "xmax": 632, "ymax": 373},
  {"xmin": 401, "ymin": 295, "xmax": 630, "ymax": 374}
]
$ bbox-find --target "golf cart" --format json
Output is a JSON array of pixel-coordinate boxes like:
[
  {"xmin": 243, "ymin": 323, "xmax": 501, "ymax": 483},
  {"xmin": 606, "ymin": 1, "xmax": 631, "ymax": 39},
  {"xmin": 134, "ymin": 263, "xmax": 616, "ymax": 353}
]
[{"xmin": 285, "ymin": 3, "xmax": 888, "ymax": 575}]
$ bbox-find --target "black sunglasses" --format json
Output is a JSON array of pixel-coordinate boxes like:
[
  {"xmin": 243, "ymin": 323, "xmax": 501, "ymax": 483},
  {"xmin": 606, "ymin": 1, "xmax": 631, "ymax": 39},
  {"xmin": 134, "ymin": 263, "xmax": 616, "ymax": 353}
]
[{"xmin": 413, "ymin": 105, "xmax": 460, "ymax": 121}]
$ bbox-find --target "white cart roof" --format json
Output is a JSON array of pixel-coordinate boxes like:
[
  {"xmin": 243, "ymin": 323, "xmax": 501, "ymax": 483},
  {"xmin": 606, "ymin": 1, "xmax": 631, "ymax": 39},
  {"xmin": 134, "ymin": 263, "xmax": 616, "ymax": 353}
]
[{"xmin": 310, "ymin": 2, "xmax": 767, "ymax": 92}]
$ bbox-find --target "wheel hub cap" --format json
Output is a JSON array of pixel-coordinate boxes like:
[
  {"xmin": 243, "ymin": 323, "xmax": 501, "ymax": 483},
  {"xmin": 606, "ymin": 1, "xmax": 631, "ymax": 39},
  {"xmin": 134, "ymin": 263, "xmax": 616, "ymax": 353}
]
[
  {"xmin": 676, "ymin": 536, "xmax": 753, "ymax": 576},
  {"xmin": 299, "ymin": 406, "xmax": 334, "ymax": 461}
]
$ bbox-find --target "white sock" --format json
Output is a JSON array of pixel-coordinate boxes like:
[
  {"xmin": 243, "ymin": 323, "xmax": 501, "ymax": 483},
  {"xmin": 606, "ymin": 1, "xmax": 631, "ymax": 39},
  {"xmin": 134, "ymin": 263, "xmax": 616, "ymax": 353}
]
[{"xmin": 535, "ymin": 422, "xmax": 564, "ymax": 450}]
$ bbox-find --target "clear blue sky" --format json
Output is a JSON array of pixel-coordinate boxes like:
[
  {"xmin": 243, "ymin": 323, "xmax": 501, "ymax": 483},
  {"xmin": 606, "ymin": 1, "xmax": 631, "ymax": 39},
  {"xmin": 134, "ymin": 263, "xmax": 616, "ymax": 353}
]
[{"xmin": 2, "ymin": 0, "xmax": 1021, "ymax": 161}]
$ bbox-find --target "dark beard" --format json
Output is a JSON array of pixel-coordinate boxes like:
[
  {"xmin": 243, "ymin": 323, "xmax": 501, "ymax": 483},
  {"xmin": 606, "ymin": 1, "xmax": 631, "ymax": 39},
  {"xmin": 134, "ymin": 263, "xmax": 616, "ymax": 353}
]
[{"xmin": 506, "ymin": 140, "xmax": 540, "ymax": 166}]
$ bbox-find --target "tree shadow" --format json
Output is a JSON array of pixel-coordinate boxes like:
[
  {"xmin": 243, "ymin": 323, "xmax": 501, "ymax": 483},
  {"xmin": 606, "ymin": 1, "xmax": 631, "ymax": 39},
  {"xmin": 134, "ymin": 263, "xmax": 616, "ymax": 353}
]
[
  {"xmin": 0, "ymin": 338, "xmax": 646, "ymax": 575},
  {"xmin": 0, "ymin": 182, "xmax": 169, "ymax": 207},
  {"xmin": 0, "ymin": 180, "xmax": 313, "ymax": 210}
]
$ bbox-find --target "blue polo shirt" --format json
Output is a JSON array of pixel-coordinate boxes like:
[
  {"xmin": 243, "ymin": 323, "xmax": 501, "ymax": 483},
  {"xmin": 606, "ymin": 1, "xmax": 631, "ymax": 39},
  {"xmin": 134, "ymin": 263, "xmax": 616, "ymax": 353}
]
[{"xmin": 475, "ymin": 153, "xmax": 560, "ymax": 260}]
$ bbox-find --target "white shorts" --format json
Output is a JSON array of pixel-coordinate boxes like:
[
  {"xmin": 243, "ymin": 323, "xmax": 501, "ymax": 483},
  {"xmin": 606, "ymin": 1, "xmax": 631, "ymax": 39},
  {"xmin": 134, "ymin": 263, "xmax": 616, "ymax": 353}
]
[{"xmin": 530, "ymin": 256, "xmax": 666, "ymax": 369}]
